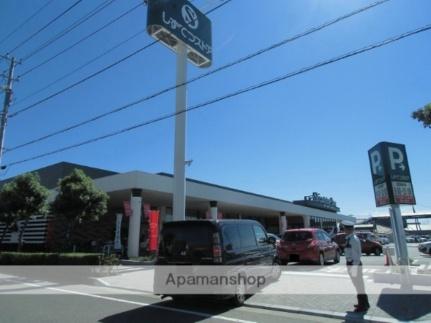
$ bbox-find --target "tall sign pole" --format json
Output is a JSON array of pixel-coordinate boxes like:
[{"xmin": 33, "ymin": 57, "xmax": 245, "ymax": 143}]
[
  {"xmin": 147, "ymin": 0, "xmax": 212, "ymax": 221},
  {"xmin": 0, "ymin": 56, "xmax": 16, "ymax": 167},
  {"xmin": 173, "ymin": 41, "xmax": 187, "ymax": 221},
  {"xmin": 368, "ymin": 142, "xmax": 416, "ymax": 267}
]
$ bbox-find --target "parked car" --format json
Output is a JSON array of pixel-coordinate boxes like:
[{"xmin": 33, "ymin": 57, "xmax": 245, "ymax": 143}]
[
  {"xmin": 156, "ymin": 219, "xmax": 280, "ymax": 306},
  {"xmin": 410, "ymin": 235, "xmax": 429, "ymax": 243},
  {"xmin": 267, "ymin": 233, "xmax": 281, "ymax": 246},
  {"xmin": 418, "ymin": 236, "xmax": 429, "ymax": 243},
  {"xmin": 276, "ymin": 228, "xmax": 340, "ymax": 266},
  {"xmin": 418, "ymin": 241, "xmax": 431, "ymax": 255},
  {"xmin": 334, "ymin": 232, "xmax": 383, "ymax": 256},
  {"xmin": 406, "ymin": 236, "xmax": 416, "ymax": 243},
  {"xmin": 376, "ymin": 235, "xmax": 390, "ymax": 245}
]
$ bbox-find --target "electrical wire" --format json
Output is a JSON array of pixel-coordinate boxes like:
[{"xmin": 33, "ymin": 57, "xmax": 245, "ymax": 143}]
[
  {"xmin": 14, "ymin": 28, "xmax": 146, "ymax": 106},
  {"xmin": 5, "ymin": 23, "xmax": 431, "ymax": 167},
  {"xmin": 7, "ymin": 0, "xmax": 83, "ymax": 54},
  {"xmin": 12, "ymin": 0, "xmax": 212, "ymax": 105},
  {"xmin": 18, "ymin": 2, "xmax": 143, "ymax": 78},
  {"xmin": 0, "ymin": 54, "xmax": 11, "ymax": 62},
  {"xmin": 0, "ymin": 0, "xmax": 54, "ymax": 48},
  {"xmin": 7, "ymin": 0, "xmax": 389, "ymax": 148},
  {"xmin": 21, "ymin": 0, "xmax": 116, "ymax": 61},
  {"xmin": 205, "ymin": 0, "xmax": 233, "ymax": 15},
  {"xmin": 10, "ymin": 0, "xmax": 238, "ymax": 116}
]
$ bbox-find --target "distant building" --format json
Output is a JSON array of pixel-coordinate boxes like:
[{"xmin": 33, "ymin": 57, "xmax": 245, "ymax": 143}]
[{"xmin": 361, "ymin": 212, "xmax": 431, "ymax": 235}]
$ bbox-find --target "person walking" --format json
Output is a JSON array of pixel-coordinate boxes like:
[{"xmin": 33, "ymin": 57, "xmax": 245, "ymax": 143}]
[{"xmin": 342, "ymin": 220, "xmax": 370, "ymax": 312}]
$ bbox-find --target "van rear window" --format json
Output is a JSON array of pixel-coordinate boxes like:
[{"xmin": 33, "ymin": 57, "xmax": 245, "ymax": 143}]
[
  {"xmin": 283, "ymin": 231, "xmax": 312, "ymax": 241},
  {"xmin": 159, "ymin": 224, "xmax": 213, "ymax": 259}
]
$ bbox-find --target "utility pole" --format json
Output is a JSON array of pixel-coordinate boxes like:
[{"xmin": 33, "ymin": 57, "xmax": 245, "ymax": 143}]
[{"xmin": 0, "ymin": 56, "xmax": 16, "ymax": 168}]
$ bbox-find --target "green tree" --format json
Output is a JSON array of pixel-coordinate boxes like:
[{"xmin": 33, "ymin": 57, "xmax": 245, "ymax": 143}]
[
  {"xmin": 0, "ymin": 188, "xmax": 18, "ymax": 248},
  {"xmin": 51, "ymin": 169, "xmax": 109, "ymax": 251},
  {"xmin": 0, "ymin": 173, "xmax": 49, "ymax": 251},
  {"xmin": 412, "ymin": 103, "xmax": 431, "ymax": 128}
]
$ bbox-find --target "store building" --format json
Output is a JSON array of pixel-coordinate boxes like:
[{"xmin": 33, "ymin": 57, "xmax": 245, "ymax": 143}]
[{"xmin": 0, "ymin": 162, "xmax": 354, "ymax": 255}]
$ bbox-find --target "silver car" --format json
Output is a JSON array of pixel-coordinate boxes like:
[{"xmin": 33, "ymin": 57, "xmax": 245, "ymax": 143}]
[{"xmin": 418, "ymin": 241, "xmax": 431, "ymax": 255}]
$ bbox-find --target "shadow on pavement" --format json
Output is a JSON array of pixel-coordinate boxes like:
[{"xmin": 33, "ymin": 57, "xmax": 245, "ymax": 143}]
[
  {"xmin": 376, "ymin": 289, "xmax": 431, "ymax": 321},
  {"xmin": 0, "ymin": 266, "xmax": 97, "ymax": 286},
  {"xmin": 341, "ymin": 311, "xmax": 366, "ymax": 322},
  {"xmin": 99, "ymin": 298, "xmax": 236, "ymax": 323}
]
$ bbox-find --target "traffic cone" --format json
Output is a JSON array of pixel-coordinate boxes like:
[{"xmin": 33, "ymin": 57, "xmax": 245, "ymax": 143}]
[
  {"xmin": 384, "ymin": 253, "xmax": 389, "ymax": 266},
  {"xmin": 383, "ymin": 249, "xmax": 393, "ymax": 266}
]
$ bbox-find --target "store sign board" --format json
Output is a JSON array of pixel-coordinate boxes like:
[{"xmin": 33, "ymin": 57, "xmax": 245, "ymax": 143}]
[
  {"xmin": 147, "ymin": 0, "xmax": 212, "ymax": 67},
  {"xmin": 368, "ymin": 142, "xmax": 416, "ymax": 206}
]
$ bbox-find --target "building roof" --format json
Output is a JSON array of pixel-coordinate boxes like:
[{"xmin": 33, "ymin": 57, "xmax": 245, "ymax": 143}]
[
  {"xmin": 157, "ymin": 172, "xmax": 293, "ymax": 204},
  {"xmin": 372, "ymin": 212, "xmax": 431, "ymax": 219},
  {"xmin": 0, "ymin": 162, "xmax": 118, "ymax": 190},
  {"xmin": 0, "ymin": 162, "xmax": 354, "ymax": 221},
  {"xmin": 406, "ymin": 224, "xmax": 431, "ymax": 232}
]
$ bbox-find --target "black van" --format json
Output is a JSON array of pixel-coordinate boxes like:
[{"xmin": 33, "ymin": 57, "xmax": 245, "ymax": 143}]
[{"xmin": 156, "ymin": 219, "xmax": 280, "ymax": 305}]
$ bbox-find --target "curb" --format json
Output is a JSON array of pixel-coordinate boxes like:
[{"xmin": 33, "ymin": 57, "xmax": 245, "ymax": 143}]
[
  {"xmin": 119, "ymin": 259, "xmax": 156, "ymax": 266},
  {"xmin": 245, "ymin": 302, "xmax": 398, "ymax": 323}
]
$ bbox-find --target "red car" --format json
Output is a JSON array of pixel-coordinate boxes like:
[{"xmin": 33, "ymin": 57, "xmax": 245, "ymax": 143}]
[
  {"xmin": 276, "ymin": 228, "xmax": 340, "ymax": 265},
  {"xmin": 334, "ymin": 232, "xmax": 382, "ymax": 256}
]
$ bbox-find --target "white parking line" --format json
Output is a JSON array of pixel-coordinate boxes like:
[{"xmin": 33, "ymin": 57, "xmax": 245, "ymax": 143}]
[
  {"xmin": 21, "ymin": 282, "xmax": 255, "ymax": 323},
  {"xmin": 281, "ymin": 271, "xmax": 370, "ymax": 279},
  {"xmin": 282, "ymin": 271, "xmax": 350, "ymax": 278},
  {"xmin": 325, "ymin": 267, "xmax": 344, "ymax": 273},
  {"xmin": 94, "ymin": 278, "xmax": 111, "ymax": 287}
]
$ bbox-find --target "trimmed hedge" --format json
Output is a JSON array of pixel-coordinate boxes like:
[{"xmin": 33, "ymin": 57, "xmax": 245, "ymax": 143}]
[{"xmin": 0, "ymin": 252, "xmax": 108, "ymax": 265}]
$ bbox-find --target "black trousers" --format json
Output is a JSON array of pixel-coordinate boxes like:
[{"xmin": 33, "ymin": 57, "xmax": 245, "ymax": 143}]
[{"xmin": 347, "ymin": 261, "xmax": 369, "ymax": 307}]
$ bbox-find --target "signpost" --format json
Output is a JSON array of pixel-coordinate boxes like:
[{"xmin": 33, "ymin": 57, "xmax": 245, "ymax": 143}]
[
  {"xmin": 368, "ymin": 142, "xmax": 416, "ymax": 267},
  {"xmin": 147, "ymin": 0, "xmax": 212, "ymax": 221}
]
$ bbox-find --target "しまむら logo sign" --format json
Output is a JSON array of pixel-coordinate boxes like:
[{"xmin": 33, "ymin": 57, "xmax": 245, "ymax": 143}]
[{"xmin": 182, "ymin": 4, "xmax": 198, "ymax": 29}]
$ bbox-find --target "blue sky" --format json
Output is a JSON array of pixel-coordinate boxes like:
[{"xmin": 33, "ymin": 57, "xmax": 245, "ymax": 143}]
[{"xmin": 0, "ymin": 0, "xmax": 430, "ymax": 217}]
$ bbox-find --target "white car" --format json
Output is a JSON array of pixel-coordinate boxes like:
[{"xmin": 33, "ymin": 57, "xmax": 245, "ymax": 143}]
[
  {"xmin": 377, "ymin": 236, "xmax": 389, "ymax": 245},
  {"xmin": 406, "ymin": 236, "xmax": 416, "ymax": 243},
  {"xmin": 418, "ymin": 241, "xmax": 431, "ymax": 255}
]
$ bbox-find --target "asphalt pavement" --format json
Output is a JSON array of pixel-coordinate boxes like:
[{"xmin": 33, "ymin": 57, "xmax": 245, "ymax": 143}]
[
  {"xmin": 0, "ymin": 294, "xmax": 340, "ymax": 323},
  {"xmin": 0, "ymin": 244, "xmax": 429, "ymax": 323}
]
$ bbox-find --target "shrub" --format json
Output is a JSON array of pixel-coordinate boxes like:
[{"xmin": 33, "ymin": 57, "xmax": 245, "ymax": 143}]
[{"xmin": 0, "ymin": 252, "xmax": 105, "ymax": 265}]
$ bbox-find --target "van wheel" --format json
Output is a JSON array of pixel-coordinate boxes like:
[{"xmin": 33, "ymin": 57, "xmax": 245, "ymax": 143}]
[
  {"xmin": 366, "ymin": 252, "xmax": 371, "ymax": 256},
  {"xmin": 271, "ymin": 260, "xmax": 282, "ymax": 281},
  {"xmin": 375, "ymin": 249, "xmax": 382, "ymax": 256},
  {"xmin": 231, "ymin": 276, "xmax": 246, "ymax": 306},
  {"xmin": 334, "ymin": 250, "xmax": 340, "ymax": 264}
]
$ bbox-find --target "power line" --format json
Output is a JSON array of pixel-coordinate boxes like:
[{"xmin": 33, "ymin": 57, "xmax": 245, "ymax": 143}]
[
  {"xmin": 18, "ymin": 2, "xmax": 143, "ymax": 78},
  {"xmin": 10, "ymin": 41, "xmax": 157, "ymax": 119},
  {"xmin": 0, "ymin": 0, "xmax": 54, "ymax": 48},
  {"xmin": 12, "ymin": 0, "xmax": 212, "ymax": 105},
  {"xmin": 6, "ymin": 0, "xmax": 388, "ymax": 148},
  {"xmin": 10, "ymin": 0, "xmax": 236, "ymax": 117},
  {"xmin": 7, "ymin": 0, "xmax": 83, "ymax": 55},
  {"xmin": 14, "ymin": 28, "xmax": 146, "ymax": 106},
  {"xmin": 0, "ymin": 54, "xmax": 12, "ymax": 62},
  {"xmin": 6, "ymin": 23, "xmax": 431, "ymax": 167},
  {"xmin": 21, "ymin": 0, "xmax": 116, "ymax": 61},
  {"xmin": 205, "ymin": 0, "xmax": 233, "ymax": 14}
]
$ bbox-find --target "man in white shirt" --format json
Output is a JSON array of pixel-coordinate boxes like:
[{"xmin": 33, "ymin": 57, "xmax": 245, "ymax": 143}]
[{"xmin": 342, "ymin": 220, "xmax": 370, "ymax": 312}]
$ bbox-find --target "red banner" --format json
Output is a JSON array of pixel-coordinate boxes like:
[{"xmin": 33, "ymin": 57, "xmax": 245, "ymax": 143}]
[{"xmin": 148, "ymin": 210, "xmax": 160, "ymax": 252}]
